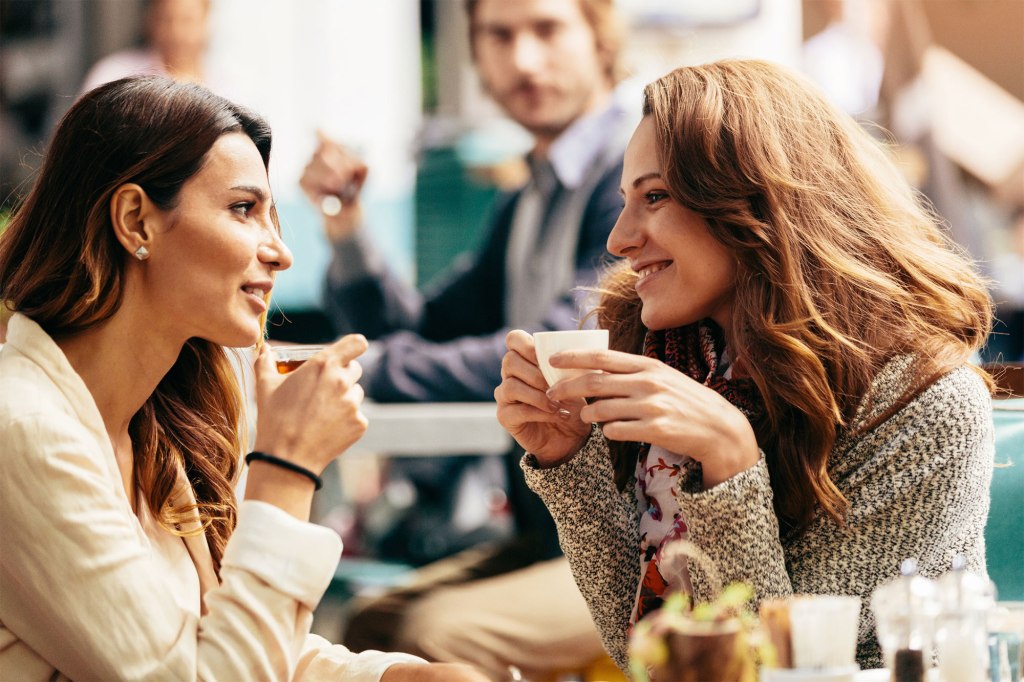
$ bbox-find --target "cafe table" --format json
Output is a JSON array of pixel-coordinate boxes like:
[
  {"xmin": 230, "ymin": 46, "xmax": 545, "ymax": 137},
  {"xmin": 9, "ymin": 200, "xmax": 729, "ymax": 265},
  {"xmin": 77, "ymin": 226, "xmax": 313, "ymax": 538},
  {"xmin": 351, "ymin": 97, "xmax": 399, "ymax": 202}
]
[
  {"xmin": 347, "ymin": 400, "xmax": 513, "ymax": 457},
  {"xmin": 314, "ymin": 401, "xmax": 513, "ymax": 604}
]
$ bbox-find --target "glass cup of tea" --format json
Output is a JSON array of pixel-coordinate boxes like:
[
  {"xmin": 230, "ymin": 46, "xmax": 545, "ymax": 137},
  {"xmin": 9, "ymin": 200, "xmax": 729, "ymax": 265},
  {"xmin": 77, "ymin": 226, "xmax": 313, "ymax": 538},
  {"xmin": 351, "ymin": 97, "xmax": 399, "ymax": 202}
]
[{"xmin": 272, "ymin": 345, "xmax": 326, "ymax": 375}]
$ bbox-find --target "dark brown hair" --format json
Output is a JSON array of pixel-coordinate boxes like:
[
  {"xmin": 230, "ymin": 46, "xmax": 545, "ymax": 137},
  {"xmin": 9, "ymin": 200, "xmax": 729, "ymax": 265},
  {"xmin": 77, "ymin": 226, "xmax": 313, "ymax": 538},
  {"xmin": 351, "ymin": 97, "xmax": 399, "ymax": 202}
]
[
  {"xmin": 598, "ymin": 61, "xmax": 992, "ymax": 531},
  {"xmin": 0, "ymin": 76, "xmax": 274, "ymax": 571}
]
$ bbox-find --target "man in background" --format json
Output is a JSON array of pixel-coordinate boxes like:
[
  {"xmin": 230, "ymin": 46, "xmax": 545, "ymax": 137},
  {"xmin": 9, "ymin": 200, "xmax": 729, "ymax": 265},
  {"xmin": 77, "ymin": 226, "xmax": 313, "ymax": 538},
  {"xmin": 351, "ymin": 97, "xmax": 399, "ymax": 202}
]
[{"xmin": 300, "ymin": 0, "xmax": 633, "ymax": 676}]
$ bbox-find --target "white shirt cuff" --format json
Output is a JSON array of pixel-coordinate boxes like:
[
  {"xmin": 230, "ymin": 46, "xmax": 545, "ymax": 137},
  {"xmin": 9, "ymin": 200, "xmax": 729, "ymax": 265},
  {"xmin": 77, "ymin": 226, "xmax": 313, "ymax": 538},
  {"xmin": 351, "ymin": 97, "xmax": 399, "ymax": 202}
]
[{"xmin": 223, "ymin": 500, "xmax": 342, "ymax": 610}]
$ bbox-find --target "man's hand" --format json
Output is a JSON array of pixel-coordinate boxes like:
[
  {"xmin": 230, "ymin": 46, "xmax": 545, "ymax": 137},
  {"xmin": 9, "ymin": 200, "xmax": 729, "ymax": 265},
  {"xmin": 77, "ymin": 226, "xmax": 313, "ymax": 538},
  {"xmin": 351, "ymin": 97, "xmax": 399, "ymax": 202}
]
[{"xmin": 298, "ymin": 130, "xmax": 368, "ymax": 243}]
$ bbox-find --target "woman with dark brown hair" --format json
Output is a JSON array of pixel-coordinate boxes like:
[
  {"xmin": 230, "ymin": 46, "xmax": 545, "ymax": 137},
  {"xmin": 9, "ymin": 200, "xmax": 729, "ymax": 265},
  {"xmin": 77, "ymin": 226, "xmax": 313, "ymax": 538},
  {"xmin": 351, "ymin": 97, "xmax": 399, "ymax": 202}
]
[
  {"xmin": 0, "ymin": 76, "xmax": 484, "ymax": 681},
  {"xmin": 495, "ymin": 59, "xmax": 994, "ymax": 672}
]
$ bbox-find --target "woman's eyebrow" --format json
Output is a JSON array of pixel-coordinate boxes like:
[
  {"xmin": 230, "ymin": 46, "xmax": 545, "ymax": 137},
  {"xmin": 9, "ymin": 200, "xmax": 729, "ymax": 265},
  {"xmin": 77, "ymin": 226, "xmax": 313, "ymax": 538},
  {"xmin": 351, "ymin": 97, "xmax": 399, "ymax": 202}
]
[
  {"xmin": 230, "ymin": 185, "xmax": 268, "ymax": 201},
  {"xmin": 620, "ymin": 172, "xmax": 664, "ymax": 196},
  {"xmin": 631, "ymin": 172, "xmax": 662, "ymax": 188}
]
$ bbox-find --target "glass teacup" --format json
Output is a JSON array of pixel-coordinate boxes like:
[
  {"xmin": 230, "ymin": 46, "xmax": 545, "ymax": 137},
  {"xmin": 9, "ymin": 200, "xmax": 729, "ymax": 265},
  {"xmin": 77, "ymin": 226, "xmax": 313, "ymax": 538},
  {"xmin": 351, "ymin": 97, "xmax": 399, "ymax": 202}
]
[{"xmin": 272, "ymin": 345, "xmax": 325, "ymax": 375}]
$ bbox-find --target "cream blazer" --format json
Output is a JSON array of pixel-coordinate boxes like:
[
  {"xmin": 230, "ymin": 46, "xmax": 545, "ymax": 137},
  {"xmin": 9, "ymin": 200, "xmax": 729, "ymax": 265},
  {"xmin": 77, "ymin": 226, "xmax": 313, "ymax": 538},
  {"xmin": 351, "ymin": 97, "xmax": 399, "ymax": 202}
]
[{"xmin": 0, "ymin": 314, "xmax": 422, "ymax": 681}]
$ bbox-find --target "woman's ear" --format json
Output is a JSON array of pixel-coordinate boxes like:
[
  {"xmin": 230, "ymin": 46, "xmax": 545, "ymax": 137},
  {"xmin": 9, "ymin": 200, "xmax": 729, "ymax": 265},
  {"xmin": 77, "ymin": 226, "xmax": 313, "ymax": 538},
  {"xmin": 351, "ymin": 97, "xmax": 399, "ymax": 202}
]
[{"xmin": 110, "ymin": 183, "xmax": 155, "ymax": 260}]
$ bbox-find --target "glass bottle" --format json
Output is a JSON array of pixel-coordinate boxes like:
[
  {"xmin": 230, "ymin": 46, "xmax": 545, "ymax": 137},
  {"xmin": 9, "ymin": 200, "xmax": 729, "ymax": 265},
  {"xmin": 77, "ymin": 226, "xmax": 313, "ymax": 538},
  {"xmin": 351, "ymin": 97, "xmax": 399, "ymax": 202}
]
[
  {"xmin": 870, "ymin": 558, "xmax": 939, "ymax": 682},
  {"xmin": 934, "ymin": 555, "xmax": 995, "ymax": 682}
]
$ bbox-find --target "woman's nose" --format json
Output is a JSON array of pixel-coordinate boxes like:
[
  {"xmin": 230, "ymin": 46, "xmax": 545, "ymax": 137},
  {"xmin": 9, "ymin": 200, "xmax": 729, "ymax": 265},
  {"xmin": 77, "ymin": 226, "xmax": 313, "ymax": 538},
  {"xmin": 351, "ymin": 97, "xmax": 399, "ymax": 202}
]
[
  {"xmin": 259, "ymin": 231, "xmax": 293, "ymax": 271},
  {"xmin": 607, "ymin": 210, "xmax": 638, "ymax": 258}
]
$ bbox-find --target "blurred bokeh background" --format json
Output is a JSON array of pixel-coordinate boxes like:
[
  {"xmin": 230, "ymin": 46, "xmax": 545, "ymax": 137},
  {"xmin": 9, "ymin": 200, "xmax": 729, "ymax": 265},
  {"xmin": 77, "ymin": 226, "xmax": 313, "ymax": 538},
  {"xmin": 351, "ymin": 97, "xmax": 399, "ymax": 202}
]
[{"xmin": 2, "ymin": 0, "xmax": 1022, "ymax": 355}]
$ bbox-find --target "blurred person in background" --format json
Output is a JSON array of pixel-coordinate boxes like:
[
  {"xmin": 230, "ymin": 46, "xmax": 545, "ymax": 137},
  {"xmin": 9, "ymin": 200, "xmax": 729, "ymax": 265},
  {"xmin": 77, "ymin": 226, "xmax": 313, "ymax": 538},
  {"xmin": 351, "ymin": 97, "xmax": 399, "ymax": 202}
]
[
  {"xmin": 803, "ymin": 0, "xmax": 1024, "ymax": 359},
  {"xmin": 299, "ymin": 0, "xmax": 633, "ymax": 677},
  {"xmin": 80, "ymin": 0, "xmax": 212, "ymax": 93},
  {"xmin": 802, "ymin": 0, "xmax": 888, "ymax": 118}
]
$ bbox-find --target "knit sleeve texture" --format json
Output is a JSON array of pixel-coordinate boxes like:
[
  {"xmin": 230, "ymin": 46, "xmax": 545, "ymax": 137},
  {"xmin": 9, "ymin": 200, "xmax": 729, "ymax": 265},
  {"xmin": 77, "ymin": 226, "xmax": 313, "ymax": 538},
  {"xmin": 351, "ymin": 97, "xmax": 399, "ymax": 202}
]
[{"xmin": 523, "ymin": 362, "xmax": 994, "ymax": 671}]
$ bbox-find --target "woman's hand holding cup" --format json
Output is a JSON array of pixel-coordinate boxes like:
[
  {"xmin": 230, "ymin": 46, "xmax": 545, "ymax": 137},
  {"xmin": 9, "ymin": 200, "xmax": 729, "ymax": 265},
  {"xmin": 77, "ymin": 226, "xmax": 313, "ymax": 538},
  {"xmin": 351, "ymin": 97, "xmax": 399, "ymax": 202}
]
[
  {"xmin": 494, "ymin": 330, "xmax": 597, "ymax": 468},
  {"xmin": 253, "ymin": 334, "xmax": 369, "ymax": 477},
  {"xmin": 505, "ymin": 327, "xmax": 759, "ymax": 488}
]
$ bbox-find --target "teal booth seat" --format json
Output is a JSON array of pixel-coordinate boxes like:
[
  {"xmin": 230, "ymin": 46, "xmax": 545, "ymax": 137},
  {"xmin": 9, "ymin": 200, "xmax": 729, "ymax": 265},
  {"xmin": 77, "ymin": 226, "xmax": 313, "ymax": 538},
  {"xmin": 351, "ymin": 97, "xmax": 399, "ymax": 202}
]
[{"xmin": 987, "ymin": 397, "xmax": 1024, "ymax": 600}]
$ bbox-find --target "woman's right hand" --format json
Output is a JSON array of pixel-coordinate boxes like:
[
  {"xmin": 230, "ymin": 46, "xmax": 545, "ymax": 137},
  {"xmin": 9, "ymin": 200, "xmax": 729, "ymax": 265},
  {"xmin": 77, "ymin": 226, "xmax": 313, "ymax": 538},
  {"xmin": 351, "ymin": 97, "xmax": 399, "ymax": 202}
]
[
  {"xmin": 494, "ymin": 330, "xmax": 591, "ymax": 468},
  {"xmin": 253, "ymin": 334, "xmax": 369, "ymax": 476}
]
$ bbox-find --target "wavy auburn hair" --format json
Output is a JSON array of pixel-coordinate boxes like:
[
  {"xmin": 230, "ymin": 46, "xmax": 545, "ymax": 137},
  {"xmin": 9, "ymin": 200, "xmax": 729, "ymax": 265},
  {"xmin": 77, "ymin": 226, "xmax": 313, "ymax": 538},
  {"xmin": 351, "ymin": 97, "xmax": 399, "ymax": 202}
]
[
  {"xmin": 0, "ymin": 76, "xmax": 274, "ymax": 572},
  {"xmin": 598, "ymin": 60, "xmax": 992, "ymax": 531}
]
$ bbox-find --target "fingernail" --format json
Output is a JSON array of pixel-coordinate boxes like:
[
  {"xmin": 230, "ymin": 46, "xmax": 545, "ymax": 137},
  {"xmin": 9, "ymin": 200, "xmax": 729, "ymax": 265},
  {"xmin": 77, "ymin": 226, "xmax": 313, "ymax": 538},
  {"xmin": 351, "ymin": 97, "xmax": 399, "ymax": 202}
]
[
  {"xmin": 558, "ymin": 408, "xmax": 572, "ymax": 419},
  {"xmin": 548, "ymin": 400, "xmax": 561, "ymax": 413}
]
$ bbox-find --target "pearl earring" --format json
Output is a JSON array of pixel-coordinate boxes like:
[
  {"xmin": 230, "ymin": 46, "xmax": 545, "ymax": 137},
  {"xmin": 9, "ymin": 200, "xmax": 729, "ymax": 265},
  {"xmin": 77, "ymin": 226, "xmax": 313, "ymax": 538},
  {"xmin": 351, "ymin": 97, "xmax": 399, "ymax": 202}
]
[{"xmin": 134, "ymin": 245, "xmax": 150, "ymax": 261}]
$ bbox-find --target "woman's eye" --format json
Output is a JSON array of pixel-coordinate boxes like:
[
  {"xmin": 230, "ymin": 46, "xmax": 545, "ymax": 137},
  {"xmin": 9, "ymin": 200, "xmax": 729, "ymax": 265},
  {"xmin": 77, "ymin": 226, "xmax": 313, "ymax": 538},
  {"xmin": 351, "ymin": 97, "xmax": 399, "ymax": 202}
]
[
  {"xmin": 645, "ymin": 191, "xmax": 669, "ymax": 205},
  {"xmin": 231, "ymin": 202, "xmax": 255, "ymax": 217}
]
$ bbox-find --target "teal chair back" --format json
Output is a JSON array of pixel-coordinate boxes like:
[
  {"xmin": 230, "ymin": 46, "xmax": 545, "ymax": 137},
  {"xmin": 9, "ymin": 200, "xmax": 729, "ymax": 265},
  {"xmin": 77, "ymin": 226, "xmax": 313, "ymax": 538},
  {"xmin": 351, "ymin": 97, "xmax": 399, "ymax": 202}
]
[{"xmin": 987, "ymin": 397, "xmax": 1024, "ymax": 600}]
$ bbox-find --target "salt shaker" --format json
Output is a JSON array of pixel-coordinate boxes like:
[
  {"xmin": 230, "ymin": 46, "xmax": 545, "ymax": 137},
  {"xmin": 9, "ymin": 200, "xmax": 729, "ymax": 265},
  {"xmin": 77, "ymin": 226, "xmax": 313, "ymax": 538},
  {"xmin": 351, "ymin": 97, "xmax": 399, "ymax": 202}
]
[
  {"xmin": 934, "ymin": 555, "xmax": 995, "ymax": 682},
  {"xmin": 870, "ymin": 558, "xmax": 939, "ymax": 682}
]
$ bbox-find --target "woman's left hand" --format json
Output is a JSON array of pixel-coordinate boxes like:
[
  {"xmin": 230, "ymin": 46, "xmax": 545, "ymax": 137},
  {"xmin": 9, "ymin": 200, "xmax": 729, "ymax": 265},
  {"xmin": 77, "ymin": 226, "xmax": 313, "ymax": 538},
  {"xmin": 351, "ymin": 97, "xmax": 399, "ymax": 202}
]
[{"xmin": 545, "ymin": 348, "xmax": 760, "ymax": 488}]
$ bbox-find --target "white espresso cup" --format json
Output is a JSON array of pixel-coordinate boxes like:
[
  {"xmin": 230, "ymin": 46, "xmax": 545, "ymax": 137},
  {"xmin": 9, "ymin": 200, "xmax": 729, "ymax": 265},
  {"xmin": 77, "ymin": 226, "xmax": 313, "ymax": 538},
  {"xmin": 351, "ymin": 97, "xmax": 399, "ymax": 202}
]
[{"xmin": 532, "ymin": 330, "xmax": 609, "ymax": 387}]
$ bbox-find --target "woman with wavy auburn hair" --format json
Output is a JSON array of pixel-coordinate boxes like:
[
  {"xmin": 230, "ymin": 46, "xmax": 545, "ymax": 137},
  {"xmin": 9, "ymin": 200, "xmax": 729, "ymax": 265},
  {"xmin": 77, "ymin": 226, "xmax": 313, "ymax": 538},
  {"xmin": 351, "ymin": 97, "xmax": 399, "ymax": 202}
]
[
  {"xmin": 495, "ymin": 59, "xmax": 994, "ymax": 671},
  {"xmin": 0, "ymin": 77, "xmax": 484, "ymax": 681}
]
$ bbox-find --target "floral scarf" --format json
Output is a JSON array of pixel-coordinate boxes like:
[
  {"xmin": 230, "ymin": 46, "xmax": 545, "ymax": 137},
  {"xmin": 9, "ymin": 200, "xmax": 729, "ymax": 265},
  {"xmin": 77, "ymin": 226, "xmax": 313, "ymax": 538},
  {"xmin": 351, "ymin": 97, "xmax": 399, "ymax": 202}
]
[{"xmin": 631, "ymin": 320, "xmax": 763, "ymax": 625}]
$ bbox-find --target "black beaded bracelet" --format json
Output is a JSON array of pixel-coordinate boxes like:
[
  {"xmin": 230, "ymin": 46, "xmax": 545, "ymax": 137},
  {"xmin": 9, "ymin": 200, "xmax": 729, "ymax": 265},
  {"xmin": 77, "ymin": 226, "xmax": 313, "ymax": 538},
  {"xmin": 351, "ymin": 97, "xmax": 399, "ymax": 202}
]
[{"xmin": 245, "ymin": 451, "xmax": 323, "ymax": 491}]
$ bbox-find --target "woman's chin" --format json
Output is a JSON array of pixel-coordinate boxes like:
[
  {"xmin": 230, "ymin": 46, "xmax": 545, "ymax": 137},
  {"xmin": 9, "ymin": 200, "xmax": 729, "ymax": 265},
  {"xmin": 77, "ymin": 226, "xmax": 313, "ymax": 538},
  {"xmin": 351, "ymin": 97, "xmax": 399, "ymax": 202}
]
[
  {"xmin": 641, "ymin": 307, "xmax": 696, "ymax": 332},
  {"xmin": 237, "ymin": 329, "xmax": 264, "ymax": 349},
  {"xmin": 640, "ymin": 308, "xmax": 669, "ymax": 332},
  {"xmin": 204, "ymin": 323, "xmax": 262, "ymax": 349}
]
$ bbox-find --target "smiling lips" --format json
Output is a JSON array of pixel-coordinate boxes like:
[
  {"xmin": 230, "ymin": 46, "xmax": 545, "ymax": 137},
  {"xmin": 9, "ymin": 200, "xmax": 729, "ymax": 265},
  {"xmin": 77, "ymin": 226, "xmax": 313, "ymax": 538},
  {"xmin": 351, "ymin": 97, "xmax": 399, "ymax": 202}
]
[
  {"xmin": 242, "ymin": 284, "xmax": 271, "ymax": 311},
  {"xmin": 635, "ymin": 261, "xmax": 670, "ymax": 286}
]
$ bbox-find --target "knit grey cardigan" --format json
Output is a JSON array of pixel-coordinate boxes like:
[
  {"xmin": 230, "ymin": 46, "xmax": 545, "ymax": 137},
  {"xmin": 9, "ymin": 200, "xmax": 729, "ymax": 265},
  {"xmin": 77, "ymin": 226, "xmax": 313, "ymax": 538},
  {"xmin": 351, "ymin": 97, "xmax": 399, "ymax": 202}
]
[{"xmin": 522, "ymin": 358, "xmax": 994, "ymax": 672}]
